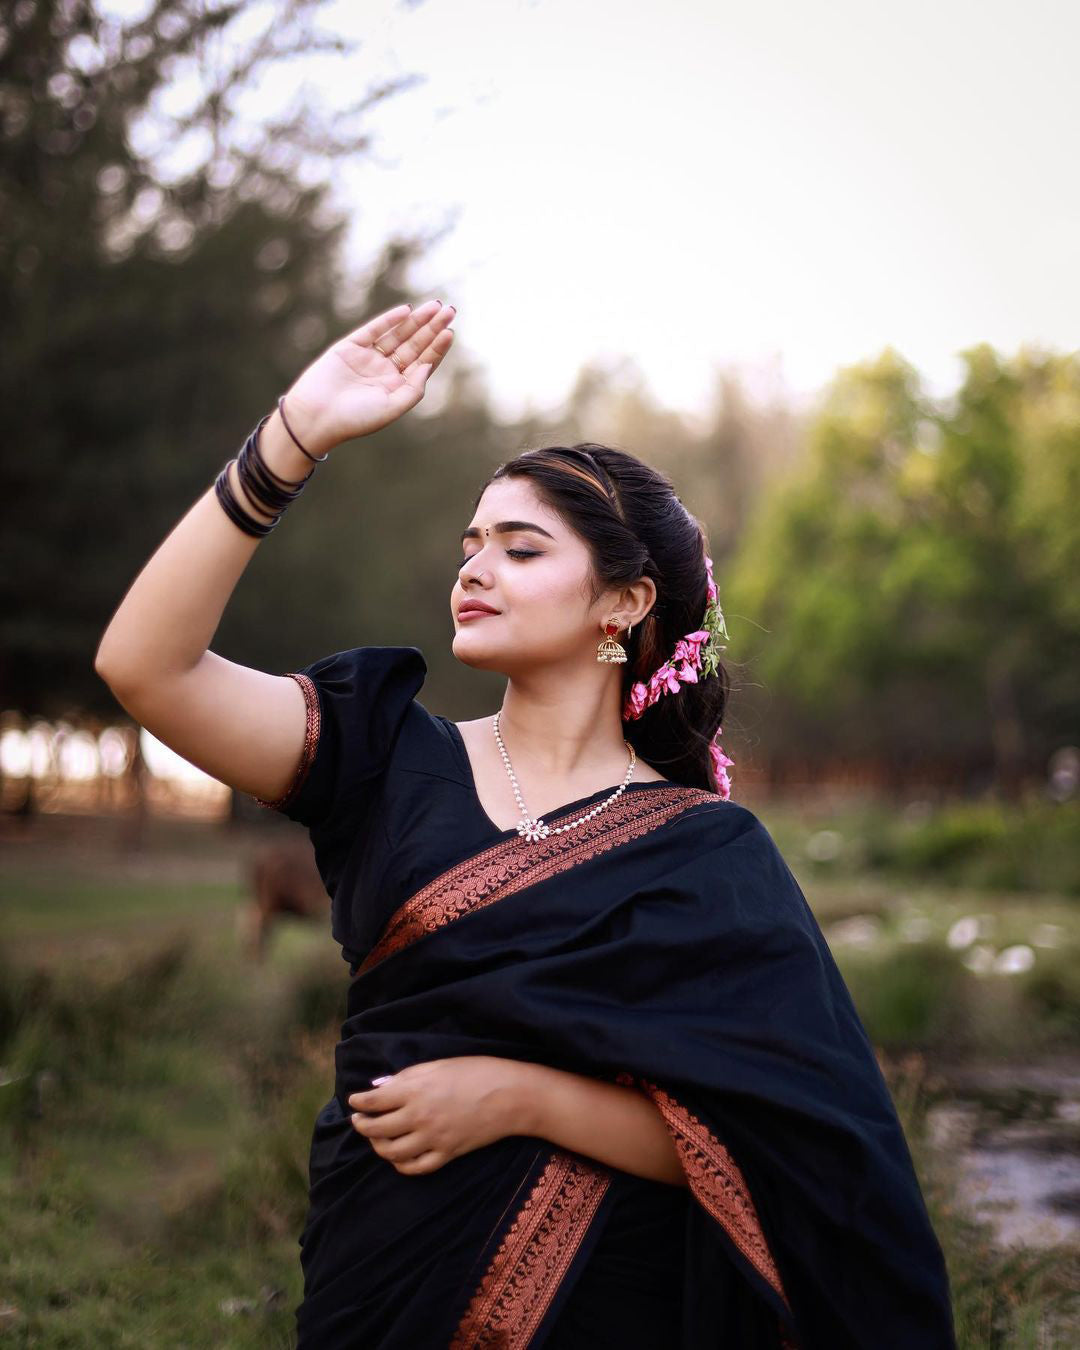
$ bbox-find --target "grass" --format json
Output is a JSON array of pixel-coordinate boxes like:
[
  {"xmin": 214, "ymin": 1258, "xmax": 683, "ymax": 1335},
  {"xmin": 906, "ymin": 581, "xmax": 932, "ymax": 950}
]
[
  {"xmin": 760, "ymin": 793, "xmax": 1080, "ymax": 897},
  {"xmin": 0, "ymin": 918, "xmax": 343, "ymax": 1346},
  {"xmin": 1, "ymin": 805, "xmax": 1077, "ymax": 1345},
  {"xmin": 880, "ymin": 1052, "xmax": 1080, "ymax": 1347}
]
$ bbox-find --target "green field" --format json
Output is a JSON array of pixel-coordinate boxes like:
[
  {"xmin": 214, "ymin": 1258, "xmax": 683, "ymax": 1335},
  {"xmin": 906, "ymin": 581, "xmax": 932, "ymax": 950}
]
[{"xmin": 1, "ymin": 802, "xmax": 1078, "ymax": 1346}]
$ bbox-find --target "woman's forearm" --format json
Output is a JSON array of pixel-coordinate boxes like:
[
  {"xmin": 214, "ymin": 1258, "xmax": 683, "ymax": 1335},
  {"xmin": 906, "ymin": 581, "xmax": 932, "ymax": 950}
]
[
  {"xmin": 507, "ymin": 1061, "xmax": 687, "ymax": 1188},
  {"xmin": 93, "ymin": 409, "xmax": 327, "ymax": 687},
  {"xmin": 95, "ymin": 301, "xmax": 452, "ymax": 690}
]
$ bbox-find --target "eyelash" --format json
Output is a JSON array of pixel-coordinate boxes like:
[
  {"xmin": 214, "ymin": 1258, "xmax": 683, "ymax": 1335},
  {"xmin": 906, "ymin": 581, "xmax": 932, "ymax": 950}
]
[{"xmin": 458, "ymin": 548, "xmax": 540, "ymax": 570}]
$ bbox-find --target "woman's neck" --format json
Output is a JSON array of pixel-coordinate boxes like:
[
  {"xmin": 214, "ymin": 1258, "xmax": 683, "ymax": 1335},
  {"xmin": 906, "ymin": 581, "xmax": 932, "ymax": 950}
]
[{"xmin": 497, "ymin": 673, "xmax": 628, "ymax": 779}]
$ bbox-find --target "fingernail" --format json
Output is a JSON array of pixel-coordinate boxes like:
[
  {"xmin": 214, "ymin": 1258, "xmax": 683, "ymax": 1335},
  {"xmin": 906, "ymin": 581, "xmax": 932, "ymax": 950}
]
[{"xmin": 371, "ymin": 1074, "xmax": 393, "ymax": 1085}]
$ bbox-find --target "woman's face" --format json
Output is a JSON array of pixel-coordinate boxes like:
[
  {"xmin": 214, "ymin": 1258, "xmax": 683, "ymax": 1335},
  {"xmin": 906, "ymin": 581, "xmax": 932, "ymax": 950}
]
[{"xmin": 450, "ymin": 477, "xmax": 613, "ymax": 675}]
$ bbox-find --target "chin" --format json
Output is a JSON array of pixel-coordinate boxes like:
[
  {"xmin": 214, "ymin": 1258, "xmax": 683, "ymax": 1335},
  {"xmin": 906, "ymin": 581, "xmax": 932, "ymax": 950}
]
[{"xmin": 451, "ymin": 629, "xmax": 507, "ymax": 672}]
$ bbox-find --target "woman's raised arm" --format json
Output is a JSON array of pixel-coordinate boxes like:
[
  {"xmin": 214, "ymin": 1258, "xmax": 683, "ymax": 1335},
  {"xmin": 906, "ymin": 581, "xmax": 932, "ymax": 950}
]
[{"xmin": 93, "ymin": 300, "xmax": 455, "ymax": 804}]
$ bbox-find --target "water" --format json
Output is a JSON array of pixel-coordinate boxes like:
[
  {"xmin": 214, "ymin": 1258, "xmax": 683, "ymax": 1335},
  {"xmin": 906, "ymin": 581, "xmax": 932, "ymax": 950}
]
[{"xmin": 925, "ymin": 1060, "xmax": 1080, "ymax": 1249}]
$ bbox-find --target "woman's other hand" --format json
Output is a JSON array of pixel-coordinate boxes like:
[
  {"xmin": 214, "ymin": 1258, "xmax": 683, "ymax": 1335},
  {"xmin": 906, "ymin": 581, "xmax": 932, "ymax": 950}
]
[
  {"xmin": 346, "ymin": 1055, "xmax": 528, "ymax": 1175},
  {"xmin": 282, "ymin": 299, "xmax": 455, "ymax": 455}
]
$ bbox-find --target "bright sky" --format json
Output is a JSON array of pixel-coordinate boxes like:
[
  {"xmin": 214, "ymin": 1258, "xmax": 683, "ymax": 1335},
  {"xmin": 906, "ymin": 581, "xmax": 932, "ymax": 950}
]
[{"xmin": 120, "ymin": 0, "xmax": 1080, "ymax": 420}]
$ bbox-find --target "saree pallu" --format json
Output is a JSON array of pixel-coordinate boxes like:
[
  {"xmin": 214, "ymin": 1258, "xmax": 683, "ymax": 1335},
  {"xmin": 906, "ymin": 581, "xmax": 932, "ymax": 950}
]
[{"xmin": 295, "ymin": 785, "xmax": 957, "ymax": 1349}]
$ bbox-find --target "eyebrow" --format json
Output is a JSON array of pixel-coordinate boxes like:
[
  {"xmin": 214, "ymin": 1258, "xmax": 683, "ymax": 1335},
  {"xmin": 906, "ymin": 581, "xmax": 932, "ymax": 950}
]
[{"xmin": 460, "ymin": 520, "xmax": 557, "ymax": 545}]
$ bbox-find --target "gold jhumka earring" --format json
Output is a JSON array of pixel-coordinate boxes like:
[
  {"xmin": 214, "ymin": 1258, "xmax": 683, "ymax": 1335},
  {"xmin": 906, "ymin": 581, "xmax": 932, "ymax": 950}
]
[{"xmin": 596, "ymin": 618, "xmax": 631, "ymax": 664}]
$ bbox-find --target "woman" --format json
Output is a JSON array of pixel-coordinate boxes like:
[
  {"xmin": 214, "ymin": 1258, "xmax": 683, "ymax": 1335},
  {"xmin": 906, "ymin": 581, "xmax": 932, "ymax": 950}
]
[{"xmin": 95, "ymin": 300, "xmax": 957, "ymax": 1348}]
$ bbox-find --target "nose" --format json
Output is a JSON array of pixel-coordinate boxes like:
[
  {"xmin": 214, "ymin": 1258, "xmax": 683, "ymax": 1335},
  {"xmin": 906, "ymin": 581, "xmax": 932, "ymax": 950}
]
[{"xmin": 459, "ymin": 555, "xmax": 487, "ymax": 585}]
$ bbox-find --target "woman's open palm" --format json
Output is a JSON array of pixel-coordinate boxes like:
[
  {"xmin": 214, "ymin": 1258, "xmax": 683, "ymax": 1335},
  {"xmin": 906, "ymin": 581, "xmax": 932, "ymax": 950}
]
[{"xmin": 284, "ymin": 299, "xmax": 455, "ymax": 452}]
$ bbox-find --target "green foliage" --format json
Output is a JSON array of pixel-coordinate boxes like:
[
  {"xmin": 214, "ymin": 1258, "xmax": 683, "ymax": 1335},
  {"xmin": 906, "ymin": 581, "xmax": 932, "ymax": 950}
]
[
  {"xmin": 1020, "ymin": 950, "xmax": 1080, "ymax": 1045},
  {"xmin": 0, "ymin": 927, "xmax": 343, "ymax": 1343},
  {"xmin": 843, "ymin": 946, "xmax": 969, "ymax": 1050},
  {"xmin": 722, "ymin": 345, "xmax": 1080, "ymax": 785},
  {"xmin": 776, "ymin": 797, "xmax": 1080, "ymax": 896},
  {"xmin": 285, "ymin": 949, "xmax": 349, "ymax": 1034},
  {"xmin": 866, "ymin": 799, "xmax": 1080, "ymax": 895},
  {"xmin": 838, "ymin": 944, "xmax": 1071, "ymax": 1059},
  {"xmin": 0, "ymin": 0, "xmax": 446, "ymax": 718},
  {"xmin": 885, "ymin": 804, "xmax": 1013, "ymax": 879},
  {"xmin": 3, "ymin": 2, "xmax": 1077, "ymax": 809}
]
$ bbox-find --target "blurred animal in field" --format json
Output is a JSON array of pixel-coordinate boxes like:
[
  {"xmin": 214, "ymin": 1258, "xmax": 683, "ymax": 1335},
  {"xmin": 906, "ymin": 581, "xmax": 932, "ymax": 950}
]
[{"xmin": 237, "ymin": 840, "xmax": 328, "ymax": 961}]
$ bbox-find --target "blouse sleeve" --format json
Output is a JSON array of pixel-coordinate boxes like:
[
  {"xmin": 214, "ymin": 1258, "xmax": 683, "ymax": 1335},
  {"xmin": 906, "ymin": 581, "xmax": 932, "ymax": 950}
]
[{"xmin": 254, "ymin": 644, "xmax": 427, "ymax": 836}]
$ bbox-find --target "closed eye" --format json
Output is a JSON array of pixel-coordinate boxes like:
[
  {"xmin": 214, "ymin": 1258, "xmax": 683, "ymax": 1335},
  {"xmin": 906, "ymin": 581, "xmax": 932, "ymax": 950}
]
[{"xmin": 458, "ymin": 549, "xmax": 542, "ymax": 568}]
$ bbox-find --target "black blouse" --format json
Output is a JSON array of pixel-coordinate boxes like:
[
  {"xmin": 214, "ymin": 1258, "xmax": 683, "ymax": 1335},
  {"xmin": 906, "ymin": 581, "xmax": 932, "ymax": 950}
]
[{"xmin": 255, "ymin": 644, "xmax": 675, "ymax": 977}]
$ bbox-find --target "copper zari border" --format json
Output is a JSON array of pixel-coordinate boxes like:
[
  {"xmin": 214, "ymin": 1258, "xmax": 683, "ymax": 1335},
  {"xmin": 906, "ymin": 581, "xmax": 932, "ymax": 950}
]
[
  {"xmin": 618, "ymin": 1072, "xmax": 798, "ymax": 1344},
  {"xmin": 357, "ymin": 784, "xmax": 717, "ymax": 974},
  {"xmin": 449, "ymin": 1150, "xmax": 612, "ymax": 1349},
  {"xmin": 254, "ymin": 671, "xmax": 320, "ymax": 810}
]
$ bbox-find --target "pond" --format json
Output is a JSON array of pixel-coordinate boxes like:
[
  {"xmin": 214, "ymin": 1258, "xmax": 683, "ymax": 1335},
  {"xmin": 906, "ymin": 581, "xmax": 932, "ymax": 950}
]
[{"xmin": 925, "ymin": 1059, "xmax": 1080, "ymax": 1249}]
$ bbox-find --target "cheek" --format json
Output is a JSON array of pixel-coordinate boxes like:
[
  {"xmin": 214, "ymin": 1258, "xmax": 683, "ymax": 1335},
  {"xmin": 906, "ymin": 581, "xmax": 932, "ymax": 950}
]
[
  {"xmin": 513, "ymin": 572, "xmax": 592, "ymax": 636},
  {"xmin": 508, "ymin": 563, "xmax": 563, "ymax": 607}
]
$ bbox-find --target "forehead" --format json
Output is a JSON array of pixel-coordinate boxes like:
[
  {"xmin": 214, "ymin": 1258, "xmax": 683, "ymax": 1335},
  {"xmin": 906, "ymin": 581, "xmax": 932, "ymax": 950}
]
[{"xmin": 467, "ymin": 477, "xmax": 561, "ymax": 530}]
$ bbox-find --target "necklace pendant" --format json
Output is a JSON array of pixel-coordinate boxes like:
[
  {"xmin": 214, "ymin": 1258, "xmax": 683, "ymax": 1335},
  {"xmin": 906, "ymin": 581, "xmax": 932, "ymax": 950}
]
[{"xmin": 517, "ymin": 816, "xmax": 550, "ymax": 842}]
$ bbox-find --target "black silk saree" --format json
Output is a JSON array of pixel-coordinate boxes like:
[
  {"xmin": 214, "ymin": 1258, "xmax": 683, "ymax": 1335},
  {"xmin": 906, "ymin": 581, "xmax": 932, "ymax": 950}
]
[{"xmin": 257, "ymin": 645, "xmax": 957, "ymax": 1349}]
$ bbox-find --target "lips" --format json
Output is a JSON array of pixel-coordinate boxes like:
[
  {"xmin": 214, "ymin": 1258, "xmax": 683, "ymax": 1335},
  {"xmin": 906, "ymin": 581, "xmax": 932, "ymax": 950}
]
[{"xmin": 457, "ymin": 602, "xmax": 500, "ymax": 619}]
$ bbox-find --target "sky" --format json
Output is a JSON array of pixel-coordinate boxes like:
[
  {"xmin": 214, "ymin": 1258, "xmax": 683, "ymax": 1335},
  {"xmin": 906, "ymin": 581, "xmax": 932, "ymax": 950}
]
[{"xmin": 121, "ymin": 0, "xmax": 1079, "ymax": 421}]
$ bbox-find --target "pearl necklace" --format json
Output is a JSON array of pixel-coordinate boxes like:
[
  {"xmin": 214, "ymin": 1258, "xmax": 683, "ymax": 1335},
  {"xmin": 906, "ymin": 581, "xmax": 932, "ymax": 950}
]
[{"xmin": 492, "ymin": 710, "xmax": 637, "ymax": 842}]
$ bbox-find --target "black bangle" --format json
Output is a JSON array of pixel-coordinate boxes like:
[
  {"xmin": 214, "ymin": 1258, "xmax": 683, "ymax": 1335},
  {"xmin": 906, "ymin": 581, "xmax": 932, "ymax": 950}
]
[
  {"xmin": 249, "ymin": 411, "xmax": 314, "ymax": 487},
  {"xmin": 215, "ymin": 460, "xmax": 279, "ymax": 537},
  {"xmin": 237, "ymin": 415, "xmax": 312, "ymax": 515},
  {"xmin": 278, "ymin": 394, "xmax": 331, "ymax": 463},
  {"xmin": 214, "ymin": 401, "xmax": 329, "ymax": 538}
]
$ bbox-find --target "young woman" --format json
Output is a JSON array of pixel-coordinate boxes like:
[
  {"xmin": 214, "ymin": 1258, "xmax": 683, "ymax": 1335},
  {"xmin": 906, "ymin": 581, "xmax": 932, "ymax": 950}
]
[{"xmin": 95, "ymin": 300, "xmax": 957, "ymax": 1349}]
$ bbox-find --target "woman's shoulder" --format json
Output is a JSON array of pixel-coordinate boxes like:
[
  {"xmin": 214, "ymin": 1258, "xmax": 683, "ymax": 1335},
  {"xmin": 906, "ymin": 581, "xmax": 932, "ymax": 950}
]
[
  {"xmin": 301, "ymin": 644, "xmax": 466, "ymax": 784},
  {"xmin": 257, "ymin": 643, "xmax": 432, "ymax": 829},
  {"xmin": 295, "ymin": 642, "xmax": 428, "ymax": 692},
  {"xmin": 672, "ymin": 793, "xmax": 779, "ymax": 855},
  {"xmin": 660, "ymin": 799, "xmax": 819, "ymax": 940}
]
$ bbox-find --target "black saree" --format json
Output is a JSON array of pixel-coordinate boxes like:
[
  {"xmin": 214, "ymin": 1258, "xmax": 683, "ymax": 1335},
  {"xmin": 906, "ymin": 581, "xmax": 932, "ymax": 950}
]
[{"xmin": 257, "ymin": 645, "xmax": 957, "ymax": 1349}]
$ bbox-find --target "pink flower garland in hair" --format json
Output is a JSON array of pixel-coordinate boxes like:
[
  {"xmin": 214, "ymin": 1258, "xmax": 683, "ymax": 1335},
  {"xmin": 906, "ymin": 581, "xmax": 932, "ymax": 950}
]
[{"xmin": 622, "ymin": 555, "xmax": 735, "ymax": 799}]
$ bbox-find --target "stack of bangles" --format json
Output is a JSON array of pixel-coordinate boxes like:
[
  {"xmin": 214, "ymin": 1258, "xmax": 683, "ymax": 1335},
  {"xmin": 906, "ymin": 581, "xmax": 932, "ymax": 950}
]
[{"xmin": 214, "ymin": 395, "xmax": 330, "ymax": 537}]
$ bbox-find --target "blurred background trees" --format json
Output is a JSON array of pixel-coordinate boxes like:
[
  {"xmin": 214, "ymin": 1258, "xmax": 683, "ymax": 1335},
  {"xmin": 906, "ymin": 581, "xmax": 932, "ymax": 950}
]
[
  {"xmin": 1, "ymin": 0, "xmax": 455, "ymax": 710},
  {"xmin": 724, "ymin": 345, "xmax": 1080, "ymax": 796},
  {"xmin": 2, "ymin": 0, "xmax": 1078, "ymax": 803}
]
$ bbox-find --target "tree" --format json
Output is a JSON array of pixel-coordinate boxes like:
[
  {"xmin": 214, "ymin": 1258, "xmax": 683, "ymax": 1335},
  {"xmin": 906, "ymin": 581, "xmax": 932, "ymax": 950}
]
[
  {"xmin": 0, "ymin": 0, "xmax": 432, "ymax": 716},
  {"xmin": 721, "ymin": 345, "xmax": 1080, "ymax": 795}
]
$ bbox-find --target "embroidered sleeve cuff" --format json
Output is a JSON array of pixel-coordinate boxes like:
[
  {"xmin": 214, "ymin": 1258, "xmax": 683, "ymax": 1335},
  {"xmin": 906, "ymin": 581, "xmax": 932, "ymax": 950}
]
[{"xmin": 254, "ymin": 672, "xmax": 320, "ymax": 811}]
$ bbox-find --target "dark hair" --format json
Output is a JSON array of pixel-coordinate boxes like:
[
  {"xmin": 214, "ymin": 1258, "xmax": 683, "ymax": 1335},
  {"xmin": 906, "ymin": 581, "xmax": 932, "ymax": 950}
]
[{"xmin": 475, "ymin": 442, "xmax": 731, "ymax": 793}]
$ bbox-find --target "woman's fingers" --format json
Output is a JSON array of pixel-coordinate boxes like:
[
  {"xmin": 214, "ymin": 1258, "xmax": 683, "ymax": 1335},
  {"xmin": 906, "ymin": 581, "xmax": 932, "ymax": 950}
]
[
  {"xmin": 404, "ymin": 326, "xmax": 454, "ymax": 376},
  {"xmin": 389, "ymin": 328, "xmax": 454, "ymax": 406},
  {"xmin": 394, "ymin": 1150, "xmax": 444, "ymax": 1174},
  {"xmin": 351, "ymin": 1107, "xmax": 411, "ymax": 1138},
  {"xmin": 343, "ymin": 298, "xmax": 455, "ymax": 369},
  {"xmin": 343, "ymin": 302, "xmax": 416, "ymax": 348},
  {"xmin": 390, "ymin": 304, "xmax": 455, "ymax": 369},
  {"xmin": 338, "ymin": 297, "xmax": 433, "ymax": 349},
  {"xmin": 344, "ymin": 297, "xmax": 445, "ymax": 352},
  {"xmin": 353, "ymin": 1115, "xmax": 445, "ymax": 1167},
  {"xmin": 371, "ymin": 1131, "xmax": 429, "ymax": 1161}
]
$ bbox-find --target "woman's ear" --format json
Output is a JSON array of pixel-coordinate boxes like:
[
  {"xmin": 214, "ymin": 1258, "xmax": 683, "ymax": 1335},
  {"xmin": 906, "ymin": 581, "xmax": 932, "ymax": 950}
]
[{"xmin": 620, "ymin": 576, "xmax": 657, "ymax": 629}]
